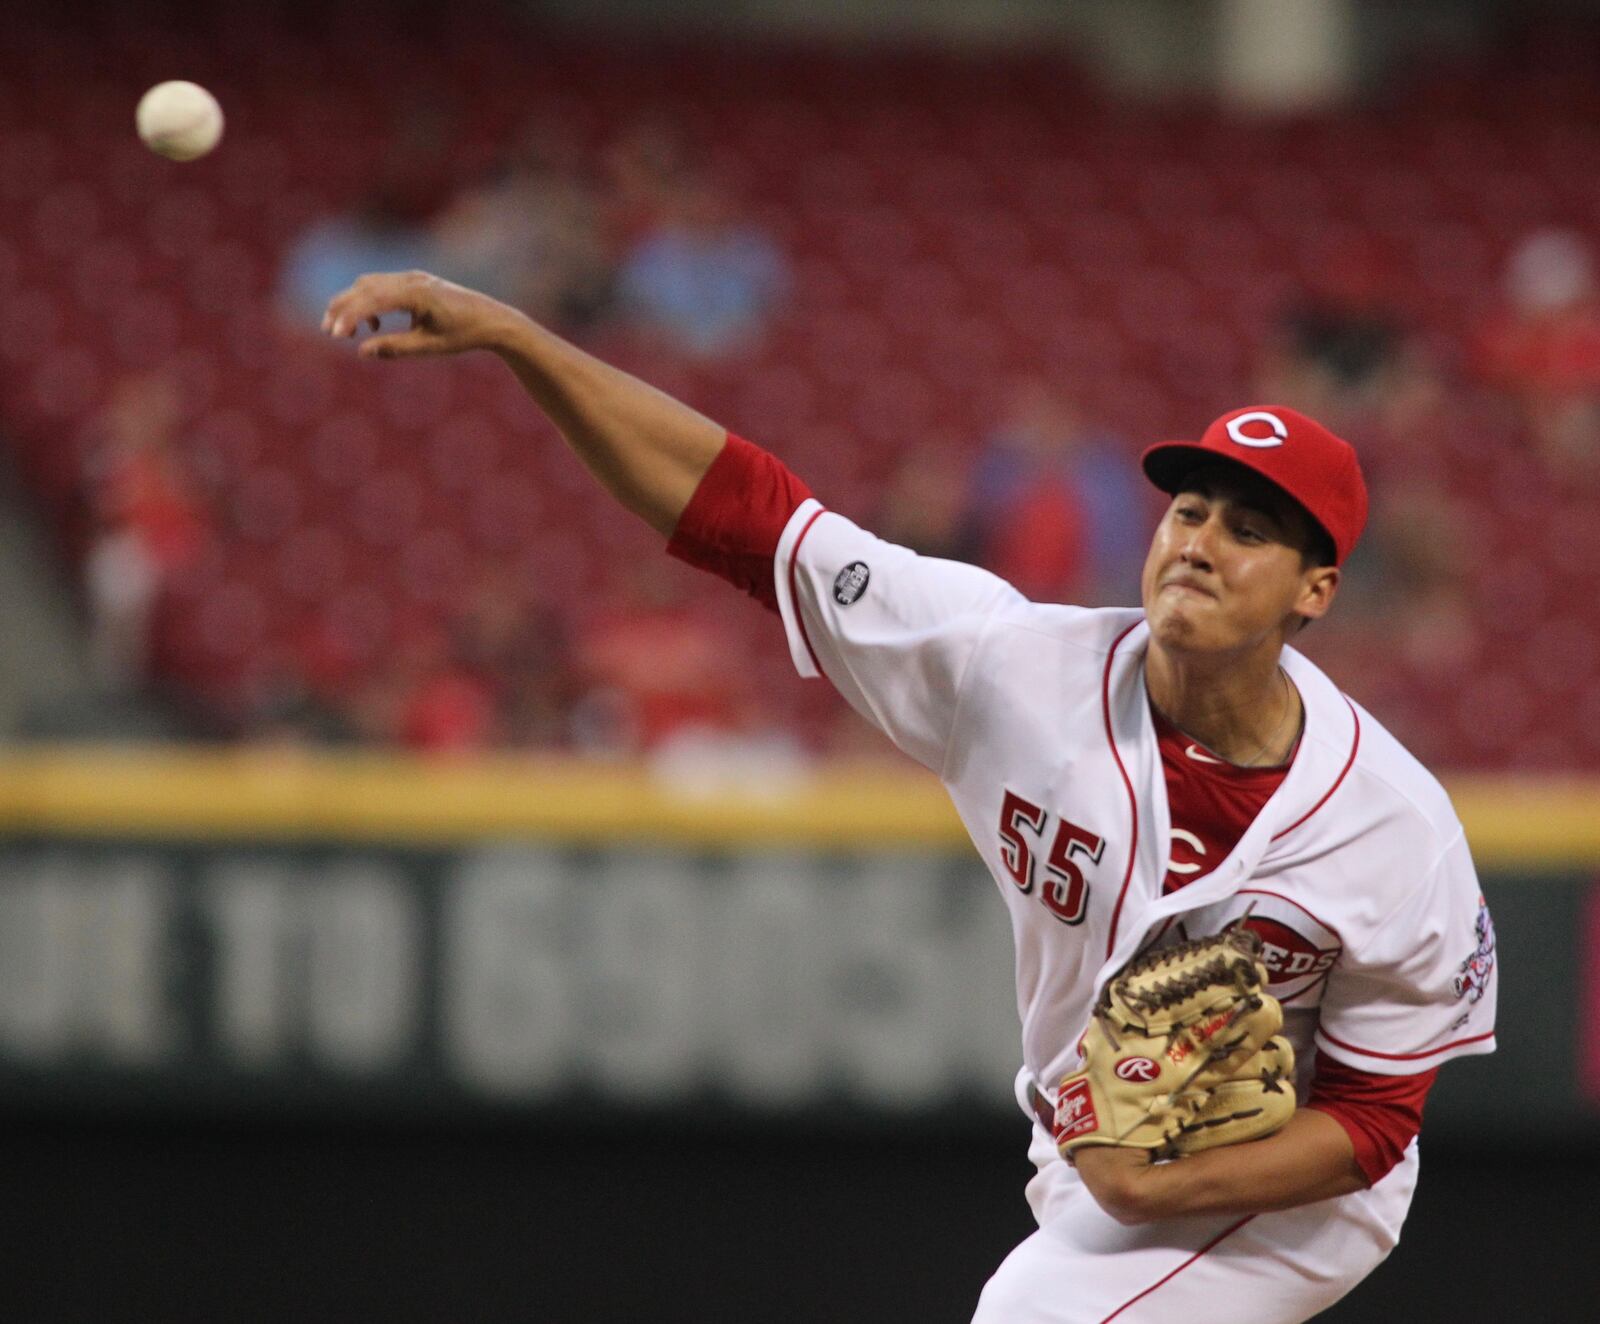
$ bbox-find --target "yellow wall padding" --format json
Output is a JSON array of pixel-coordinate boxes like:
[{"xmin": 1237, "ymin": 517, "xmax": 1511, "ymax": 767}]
[{"xmin": 0, "ymin": 749, "xmax": 1593, "ymax": 867}]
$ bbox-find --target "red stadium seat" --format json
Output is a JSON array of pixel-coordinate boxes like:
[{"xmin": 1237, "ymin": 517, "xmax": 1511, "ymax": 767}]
[{"xmin": 4, "ymin": 10, "xmax": 1598, "ymax": 765}]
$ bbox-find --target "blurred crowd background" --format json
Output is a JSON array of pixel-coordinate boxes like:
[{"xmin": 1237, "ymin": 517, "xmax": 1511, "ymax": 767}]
[{"xmin": 6, "ymin": 0, "xmax": 1600, "ymax": 774}]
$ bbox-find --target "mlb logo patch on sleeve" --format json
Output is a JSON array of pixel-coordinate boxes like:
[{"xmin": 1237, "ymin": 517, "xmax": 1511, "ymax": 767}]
[{"xmin": 833, "ymin": 561, "xmax": 870, "ymax": 605}]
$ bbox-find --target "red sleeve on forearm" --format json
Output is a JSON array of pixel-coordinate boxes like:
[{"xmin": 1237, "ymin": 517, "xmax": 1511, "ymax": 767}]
[
  {"xmin": 1306, "ymin": 1055, "xmax": 1438, "ymax": 1187},
  {"xmin": 666, "ymin": 433, "xmax": 814, "ymax": 613}
]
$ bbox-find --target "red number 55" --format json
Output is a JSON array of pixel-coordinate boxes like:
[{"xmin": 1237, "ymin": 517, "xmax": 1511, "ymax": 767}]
[{"xmin": 998, "ymin": 790, "xmax": 1104, "ymax": 926}]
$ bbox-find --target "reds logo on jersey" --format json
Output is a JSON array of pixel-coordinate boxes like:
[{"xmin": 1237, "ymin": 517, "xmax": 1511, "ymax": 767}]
[
  {"xmin": 1245, "ymin": 916, "xmax": 1340, "ymax": 990},
  {"xmin": 1166, "ymin": 893, "xmax": 1342, "ymax": 1006}
]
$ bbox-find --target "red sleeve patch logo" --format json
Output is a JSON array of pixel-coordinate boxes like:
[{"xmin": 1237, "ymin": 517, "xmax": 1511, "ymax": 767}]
[{"xmin": 1453, "ymin": 895, "xmax": 1496, "ymax": 1004}]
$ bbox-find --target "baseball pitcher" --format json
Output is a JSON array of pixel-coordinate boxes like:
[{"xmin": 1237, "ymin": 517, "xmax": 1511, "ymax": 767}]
[{"xmin": 323, "ymin": 272, "xmax": 1497, "ymax": 1324}]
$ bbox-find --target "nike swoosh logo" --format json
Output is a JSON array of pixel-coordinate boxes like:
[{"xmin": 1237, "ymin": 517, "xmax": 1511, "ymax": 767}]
[{"xmin": 1184, "ymin": 744, "xmax": 1227, "ymax": 765}]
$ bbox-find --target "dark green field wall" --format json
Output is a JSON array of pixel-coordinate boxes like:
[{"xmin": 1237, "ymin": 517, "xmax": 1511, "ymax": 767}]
[{"xmin": 0, "ymin": 838, "xmax": 1583, "ymax": 1143}]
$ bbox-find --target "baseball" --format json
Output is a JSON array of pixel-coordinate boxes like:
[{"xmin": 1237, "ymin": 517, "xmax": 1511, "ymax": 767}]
[{"xmin": 135, "ymin": 81, "xmax": 224, "ymax": 161}]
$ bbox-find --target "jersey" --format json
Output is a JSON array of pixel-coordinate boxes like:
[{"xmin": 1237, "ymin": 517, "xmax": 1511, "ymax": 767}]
[
  {"xmin": 774, "ymin": 497, "xmax": 1495, "ymax": 1075},
  {"xmin": 1152, "ymin": 702, "xmax": 1435, "ymax": 1184},
  {"xmin": 671, "ymin": 437, "xmax": 1499, "ymax": 1322},
  {"xmin": 769, "ymin": 498, "xmax": 1497, "ymax": 1301}
]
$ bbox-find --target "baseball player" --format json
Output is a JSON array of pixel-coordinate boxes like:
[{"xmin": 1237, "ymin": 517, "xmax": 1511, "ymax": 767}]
[{"xmin": 323, "ymin": 272, "xmax": 1498, "ymax": 1323}]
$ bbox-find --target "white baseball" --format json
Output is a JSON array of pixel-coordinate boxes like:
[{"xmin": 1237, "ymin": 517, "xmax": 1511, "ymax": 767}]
[{"xmin": 136, "ymin": 81, "xmax": 224, "ymax": 162}]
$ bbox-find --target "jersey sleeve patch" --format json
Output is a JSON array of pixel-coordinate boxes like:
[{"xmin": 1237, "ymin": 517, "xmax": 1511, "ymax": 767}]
[{"xmin": 1311, "ymin": 834, "xmax": 1498, "ymax": 1075}]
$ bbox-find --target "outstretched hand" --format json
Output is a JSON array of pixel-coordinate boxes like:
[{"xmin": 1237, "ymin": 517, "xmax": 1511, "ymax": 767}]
[
  {"xmin": 321, "ymin": 266, "xmax": 724, "ymax": 538},
  {"xmin": 322, "ymin": 270, "xmax": 523, "ymax": 359}
]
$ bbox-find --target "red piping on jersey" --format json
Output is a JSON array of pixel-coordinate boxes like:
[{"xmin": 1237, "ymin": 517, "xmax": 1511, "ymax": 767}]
[
  {"xmin": 786, "ymin": 506, "xmax": 828, "ymax": 676},
  {"xmin": 1098, "ymin": 1216, "xmax": 1256, "ymax": 1323},
  {"xmin": 1271, "ymin": 696, "xmax": 1361, "ymax": 841},
  {"xmin": 1145, "ymin": 914, "xmax": 1178, "ymax": 948},
  {"xmin": 1236, "ymin": 888, "xmax": 1346, "ymax": 947},
  {"xmin": 1319, "ymin": 1025, "xmax": 1496, "ymax": 1062},
  {"xmin": 1102, "ymin": 621, "xmax": 1144, "ymax": 959}
]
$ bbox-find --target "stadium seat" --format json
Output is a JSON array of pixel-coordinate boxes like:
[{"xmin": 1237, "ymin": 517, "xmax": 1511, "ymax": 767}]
[{"xmin": 5, "ymin": 6, "xmax": 1599, "ymax": 764}]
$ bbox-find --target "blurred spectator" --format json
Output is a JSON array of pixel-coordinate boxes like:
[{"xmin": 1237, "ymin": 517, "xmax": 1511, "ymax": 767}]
[
  {"xmin": 236, "ymin": 661, "xmax": 355, "ymax": 747},
  {"xmin": 1474, "ymin": 228, "xmax": 1600, "ymax": 474},
  {"xmin": 346, "ymin": 624, "xmax": 497, "ymax": 755},
  {"xmin": 571, "ymin": 561, "xmax": 750, "ymax": 755},
  {"xmin": 82, "ymin": 372, "xmax": 209, "ymax": 694},
  {"xmin": 959, "ymin": 381, "xmax": 1145, "ymax": 604},
  {"xmin": 278, "ymin": 101, "xmax": 459, "ymax": 328},
  {"xmin": 615, "ymin": 177, "xmax": 789, "ymax": 357},
  {"xmin": 432, "ymin": 122, "xmax": 614, "ymax": 332},
  {"xmin": 448, "ymin": 570, "xmax": 579, "ymax": 750},
  {"xmin": 399, "ymin": 666, "xmax": 499, "ymax": 753},
  {"xmin": 1257, "ymin": 239, "xmax": 1405, "ymax": 425},
  {"xmin": 876, "ymin": 445, "xmax": 969, "ymax": 562},
  {"xmin": 278, "ymin": 186, "xmax": 440, "ymax": 328},
  {"xmin": 604, "ymin": 119, "xmax": 698, "ymax": 252},
  {"xmin": 1296, "ymin": 482, "xmax": 1477, "ymax": 767},
  {"xmin": 1365, "ymin": 487, "xmax": 1477, "ymax": 669}
]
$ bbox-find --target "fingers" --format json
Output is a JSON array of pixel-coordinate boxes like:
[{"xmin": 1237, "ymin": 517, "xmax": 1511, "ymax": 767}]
[
  {"xmin": 358, "ymin": 329, "xmax": 445, "ymax": 360},
  {"xmin": 321, "ymin": 271, "xmax": 428, "ymax": 340}
]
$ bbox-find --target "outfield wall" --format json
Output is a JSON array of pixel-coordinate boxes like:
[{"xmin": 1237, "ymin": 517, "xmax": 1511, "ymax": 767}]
[{"xmin": 0, "ymin": 749, "xmax": 1590, "ymax": 1144}]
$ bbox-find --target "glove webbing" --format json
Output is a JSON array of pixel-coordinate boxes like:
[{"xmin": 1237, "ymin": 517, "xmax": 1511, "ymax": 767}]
[{"xmin": 1113, "ymin": 958, "xmax": 1262, "ymax": 1019}]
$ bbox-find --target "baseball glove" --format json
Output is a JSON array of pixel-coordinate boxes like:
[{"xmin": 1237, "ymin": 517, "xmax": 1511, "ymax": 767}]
[
  {"xmin": 1165, "ymin": 1036, "xmax": 1296, "ymax": 1156},
  {"xmin": 1052, "ymin": 927, "xmax": 1297, "ymax": 1160}
]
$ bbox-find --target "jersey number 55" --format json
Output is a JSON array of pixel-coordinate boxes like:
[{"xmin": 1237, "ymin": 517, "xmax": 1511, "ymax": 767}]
[{"xmin": 998, "ymin": 790, "xmax": 1106, "ymax": 927}]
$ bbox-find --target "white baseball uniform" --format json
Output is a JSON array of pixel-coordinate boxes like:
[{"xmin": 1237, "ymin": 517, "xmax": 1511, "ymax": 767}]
[{"xmin": 769, "ymin": 498, "xmax": 1499, "ymax": 1324}]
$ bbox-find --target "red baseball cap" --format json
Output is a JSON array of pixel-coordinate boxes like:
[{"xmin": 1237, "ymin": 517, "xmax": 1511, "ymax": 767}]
[{"xmin": 1141, "ymin": 406, "xmax": 1368, "ymax": 565}]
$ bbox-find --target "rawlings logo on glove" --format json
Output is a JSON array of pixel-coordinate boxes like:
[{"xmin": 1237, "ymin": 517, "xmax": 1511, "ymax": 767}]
[{"xmin": 1052, "ymin": 926, "xmax": 1297, "ymax": 1161}]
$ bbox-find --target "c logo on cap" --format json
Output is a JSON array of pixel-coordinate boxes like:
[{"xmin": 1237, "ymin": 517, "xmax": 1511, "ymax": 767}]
[{"xmin": 1225, "ymin": 411, "xmax": 1289, "ymax": 448}]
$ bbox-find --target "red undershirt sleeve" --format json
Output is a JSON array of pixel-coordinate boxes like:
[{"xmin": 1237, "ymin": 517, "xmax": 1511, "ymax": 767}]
[
  {"xmin": 665, "ymin": 433, "xmax": 814, "ymax": 613},
  {"xmin": 1305, "ymin": 1054, "xmax": 1438, "ymax": 1187}
]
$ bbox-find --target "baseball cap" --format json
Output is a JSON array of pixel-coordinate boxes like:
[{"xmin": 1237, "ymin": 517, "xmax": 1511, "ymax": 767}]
[{"xmin": 1140, "ymin": 406, "xmax": 1368, "ymax": 565}]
